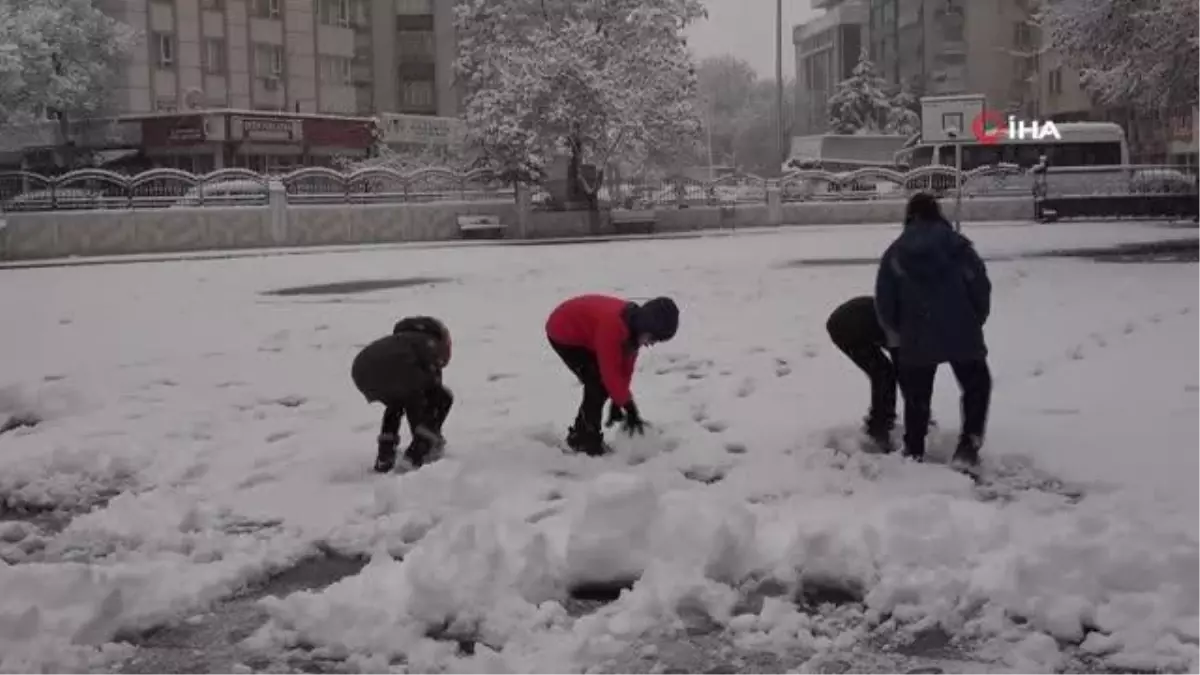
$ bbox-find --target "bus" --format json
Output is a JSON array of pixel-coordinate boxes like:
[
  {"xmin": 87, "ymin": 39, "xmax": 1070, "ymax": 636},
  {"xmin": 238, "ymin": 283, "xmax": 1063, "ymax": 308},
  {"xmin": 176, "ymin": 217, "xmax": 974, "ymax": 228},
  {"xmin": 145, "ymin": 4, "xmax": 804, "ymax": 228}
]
[{"xmin": 895, "ymin": 122, "xmax": 1129, "ymax": 170}]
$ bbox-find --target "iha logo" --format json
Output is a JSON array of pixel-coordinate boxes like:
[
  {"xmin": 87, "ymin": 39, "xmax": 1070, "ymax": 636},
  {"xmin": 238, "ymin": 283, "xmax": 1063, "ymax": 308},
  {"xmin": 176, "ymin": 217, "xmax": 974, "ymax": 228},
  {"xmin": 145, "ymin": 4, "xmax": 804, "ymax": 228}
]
[{"xmin": 971, "ymin": 109, "xmax": 1062, "ymax": 144}]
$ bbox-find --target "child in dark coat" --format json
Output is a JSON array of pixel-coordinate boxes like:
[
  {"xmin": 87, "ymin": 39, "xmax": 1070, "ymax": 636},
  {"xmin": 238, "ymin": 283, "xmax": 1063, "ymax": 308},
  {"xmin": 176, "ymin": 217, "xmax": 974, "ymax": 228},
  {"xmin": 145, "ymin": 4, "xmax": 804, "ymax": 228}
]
[
  {"xmin": 875, "ymin": 193, "xmax": 993, "ymax": 467},
  {"xmin": 545, "ymin": 294, "xmax": 680, "ymax": 456},
  {"xmin": 351, "ymin": 316, "xmax": 454, "ymax": 473},
  {"xmin": 826, "ymin": 295, "xmax": 898, "ymax": 453}
]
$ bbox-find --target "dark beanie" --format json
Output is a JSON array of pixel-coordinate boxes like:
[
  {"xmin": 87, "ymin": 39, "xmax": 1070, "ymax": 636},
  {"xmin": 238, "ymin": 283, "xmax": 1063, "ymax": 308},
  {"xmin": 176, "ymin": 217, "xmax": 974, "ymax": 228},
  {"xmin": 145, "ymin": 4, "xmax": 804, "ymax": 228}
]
[
  {"xmin": 905, "ymin": 191, "xmax": 944, "ymax": 223},
  {"xmin": 634, "ymin": 297, "xmax": 679, "ymax": 342}
]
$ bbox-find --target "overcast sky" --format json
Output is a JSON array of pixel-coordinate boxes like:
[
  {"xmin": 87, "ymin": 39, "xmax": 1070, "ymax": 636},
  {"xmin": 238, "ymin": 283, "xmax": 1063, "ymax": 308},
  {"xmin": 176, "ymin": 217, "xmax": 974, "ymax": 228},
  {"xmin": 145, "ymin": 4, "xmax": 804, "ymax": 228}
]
[{"xmin": 688, "ymin": 0, "xmax": 819, "ymax": 81}]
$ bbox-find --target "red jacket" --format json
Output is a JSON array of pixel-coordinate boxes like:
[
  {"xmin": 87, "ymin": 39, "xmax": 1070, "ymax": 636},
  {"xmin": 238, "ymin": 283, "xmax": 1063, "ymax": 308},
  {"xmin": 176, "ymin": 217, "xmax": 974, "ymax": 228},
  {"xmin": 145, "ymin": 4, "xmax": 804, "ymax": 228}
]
[{"xmin": 546, "ymin": 294, "xmax": 638, "ymax": 406}]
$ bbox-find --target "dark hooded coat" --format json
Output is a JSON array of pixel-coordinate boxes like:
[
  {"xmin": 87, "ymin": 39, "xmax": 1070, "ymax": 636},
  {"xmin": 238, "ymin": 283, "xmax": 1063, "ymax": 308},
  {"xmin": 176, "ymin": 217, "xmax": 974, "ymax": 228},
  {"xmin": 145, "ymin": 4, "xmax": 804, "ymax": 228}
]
[{"xmin": 874, "ymin": 218, "xmax": 992, "ymax": 366}]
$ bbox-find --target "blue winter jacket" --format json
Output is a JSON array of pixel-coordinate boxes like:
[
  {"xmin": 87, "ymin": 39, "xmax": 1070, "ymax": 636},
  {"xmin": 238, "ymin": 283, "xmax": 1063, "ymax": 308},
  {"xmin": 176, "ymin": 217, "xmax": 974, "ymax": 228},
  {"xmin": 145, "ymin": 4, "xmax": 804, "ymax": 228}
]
[{"xmin": 874, "ymin": 218, "xmax": 991, "ymax": 366}]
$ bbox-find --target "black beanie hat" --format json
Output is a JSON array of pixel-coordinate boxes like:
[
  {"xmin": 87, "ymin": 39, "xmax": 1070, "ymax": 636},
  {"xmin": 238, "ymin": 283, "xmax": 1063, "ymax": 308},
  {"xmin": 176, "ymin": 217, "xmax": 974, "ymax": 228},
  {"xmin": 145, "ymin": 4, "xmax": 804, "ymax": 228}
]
[{"xmin": 635, "ymin": 297, "xmax": 679, "ymax": 342}]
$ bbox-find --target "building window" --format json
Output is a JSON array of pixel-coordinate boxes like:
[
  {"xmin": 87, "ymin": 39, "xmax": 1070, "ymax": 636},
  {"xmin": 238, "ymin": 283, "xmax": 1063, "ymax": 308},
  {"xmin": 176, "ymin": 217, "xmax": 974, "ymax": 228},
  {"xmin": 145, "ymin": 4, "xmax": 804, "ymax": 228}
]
[
  {"xmin": 155, "ymin": 97, "xmax": 177, "ymax": 112},
  {"xmin": 400, "ymin": 79, "xmax": 434, "ymax": 109},
  {"xmin": 1049, "ymin": 67, "xmax": 1063, "ymax": 95},
  {"xmin": 153, "ymin": 32, "xmax": 175, "ymax": 69},
  {"xmin": 203, "ymin": 38, "xmax": 226, "ymax": 74},
  {"xmin": 252, "ymin": 0, "xmax": 281, "ymax": 19},
  {"xmin": 394, "ymin": 0, "xmax": 431, "ymax": 14},
  {"xmin": 396, "ymin": 30, "xmax": 435, "ymax": 60},
  {"xmin": 254, "ymin": 43, "xmax": 285, "ymax": 79},
  {"xmin": 319, "ymin": 55, "xmax": 353, "ymax": 85},
  {"xmin": 320, "ymin": 0, "xmax": 351, "ymax": 27},
  {"xmin": 1013, "ymin": 22, "xmax": 1033, "ymax": 49}
]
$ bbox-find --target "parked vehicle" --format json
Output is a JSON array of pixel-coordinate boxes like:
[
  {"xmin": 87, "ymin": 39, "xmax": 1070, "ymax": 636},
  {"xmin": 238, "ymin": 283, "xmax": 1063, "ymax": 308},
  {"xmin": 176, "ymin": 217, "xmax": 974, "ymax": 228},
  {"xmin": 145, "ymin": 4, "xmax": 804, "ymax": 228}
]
[{"xmin": 173, "ymin": 180, "xmax": 268, "ymax": 207}]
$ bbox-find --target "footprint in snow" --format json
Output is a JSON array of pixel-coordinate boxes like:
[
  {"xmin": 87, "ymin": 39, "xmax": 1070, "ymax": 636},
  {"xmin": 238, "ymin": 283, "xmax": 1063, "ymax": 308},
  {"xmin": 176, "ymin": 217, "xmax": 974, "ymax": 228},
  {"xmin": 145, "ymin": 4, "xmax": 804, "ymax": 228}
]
[{"xmin": 735, "ymin": 378, "xmax": 756, "ymax": 398}]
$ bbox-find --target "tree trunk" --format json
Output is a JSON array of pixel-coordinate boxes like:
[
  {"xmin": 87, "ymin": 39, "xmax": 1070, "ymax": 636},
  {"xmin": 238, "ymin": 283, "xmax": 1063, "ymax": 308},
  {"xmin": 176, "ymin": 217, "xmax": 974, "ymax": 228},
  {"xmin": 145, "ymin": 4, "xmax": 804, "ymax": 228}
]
[
  {"xmin": 569, "ymin": 145, "xmax": 599, "ymax": 211},
  {"xmin": 55, "ymin": 114, "xmax": 75, "ymax": 172}
]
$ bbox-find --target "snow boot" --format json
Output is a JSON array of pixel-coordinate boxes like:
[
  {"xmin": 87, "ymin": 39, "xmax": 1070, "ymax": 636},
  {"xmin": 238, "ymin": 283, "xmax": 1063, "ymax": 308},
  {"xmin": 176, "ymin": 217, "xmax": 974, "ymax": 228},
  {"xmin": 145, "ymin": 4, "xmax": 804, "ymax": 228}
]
[
  {"xmin": 404, "ymin": 426, "xmax": 446, "ymax": 468},
  {"xmin": 566, "ymin": 424, "xmax": 611, "ymax": 457},
  {"xmin": 950, "ymin": 434, "xmax": 982, "ymax": 471},
  {"xmin": 861, "ymin": 415, "xmax": 896, "ymax": 454},
  {"xmin": 374, "ymin": 433, "xmax": 399, "ymax": 473}
]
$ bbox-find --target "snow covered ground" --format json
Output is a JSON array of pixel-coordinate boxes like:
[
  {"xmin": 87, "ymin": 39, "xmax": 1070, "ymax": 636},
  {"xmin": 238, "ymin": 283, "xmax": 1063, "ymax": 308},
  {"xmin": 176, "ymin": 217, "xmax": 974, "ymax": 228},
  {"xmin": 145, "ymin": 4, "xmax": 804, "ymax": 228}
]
[{"xmin": 0, "ymin": 220, "xmax": 1195, "ymax": 673}]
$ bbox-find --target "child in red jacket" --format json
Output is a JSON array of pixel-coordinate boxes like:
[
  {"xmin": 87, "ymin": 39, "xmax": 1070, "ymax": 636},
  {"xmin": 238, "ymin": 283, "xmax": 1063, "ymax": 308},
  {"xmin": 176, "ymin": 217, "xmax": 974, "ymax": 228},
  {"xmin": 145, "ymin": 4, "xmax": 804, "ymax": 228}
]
[{"xmin": 545, "ymin": 294, "xmax": 680, "ymax": 456}]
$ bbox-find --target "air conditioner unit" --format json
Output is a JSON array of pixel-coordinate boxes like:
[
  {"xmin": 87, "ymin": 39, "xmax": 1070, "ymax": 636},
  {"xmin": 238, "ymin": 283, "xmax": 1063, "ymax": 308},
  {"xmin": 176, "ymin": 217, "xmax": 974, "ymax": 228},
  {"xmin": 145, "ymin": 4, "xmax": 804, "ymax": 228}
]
[{"xmin": 264, "ymin": 77, "xmax": 280, "ymax": 90}]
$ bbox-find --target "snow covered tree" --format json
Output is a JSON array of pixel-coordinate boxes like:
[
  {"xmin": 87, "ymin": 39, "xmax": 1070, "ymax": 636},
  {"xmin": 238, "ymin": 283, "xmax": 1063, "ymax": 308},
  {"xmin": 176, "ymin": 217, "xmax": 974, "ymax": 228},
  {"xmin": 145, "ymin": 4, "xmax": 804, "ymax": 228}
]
[
  {"xmin": 885, "ymin": 87, "xmax": 921, "ymax": 137},
  {"xmin": 454, "ymin": 0, "xmax": 706, "ymax": 208},
  {"xmin": 730, "ymin": 78, "xmax": 794, "ymax": 176},
  {"xmin": 0, "ymin": 0, "xmax": 137, "ymax": 167},
  {"xmin": 1038, "ymin": 0, "xmax": 1198, "ymax": 111},
  {"xmin": 695, "ymin": 55, "xmax": 758, "ymax": 167},
  {"xmin": 825, "ymin": 50, "xmax": 895, "ymax": 135}
]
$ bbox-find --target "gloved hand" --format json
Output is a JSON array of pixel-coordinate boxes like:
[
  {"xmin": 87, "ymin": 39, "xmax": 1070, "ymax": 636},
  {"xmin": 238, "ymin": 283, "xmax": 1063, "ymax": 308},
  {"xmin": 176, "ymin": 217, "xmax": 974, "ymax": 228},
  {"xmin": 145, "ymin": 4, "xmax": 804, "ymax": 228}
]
[
  {"xmin": 605, "ymin": 401, "xmax": 625, "ymax": 428},
  {"xmin": 619, "ymin": 401, "xmax": 645, "ymax": 436}
]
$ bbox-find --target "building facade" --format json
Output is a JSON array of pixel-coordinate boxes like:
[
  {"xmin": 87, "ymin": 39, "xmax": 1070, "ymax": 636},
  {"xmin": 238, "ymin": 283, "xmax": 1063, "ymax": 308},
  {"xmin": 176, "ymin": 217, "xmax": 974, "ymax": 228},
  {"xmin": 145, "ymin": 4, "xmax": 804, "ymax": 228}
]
[
  {"xmin": 866, "ymin": 0, "xmax": 1043, "ymax": 114},
  {"xmin": 94, "ymin": 0, "xmax": 459, "ymax": 118},
  {"xmin": 792, "ymin": 0, "xmax": 866, "ymax": 137}
]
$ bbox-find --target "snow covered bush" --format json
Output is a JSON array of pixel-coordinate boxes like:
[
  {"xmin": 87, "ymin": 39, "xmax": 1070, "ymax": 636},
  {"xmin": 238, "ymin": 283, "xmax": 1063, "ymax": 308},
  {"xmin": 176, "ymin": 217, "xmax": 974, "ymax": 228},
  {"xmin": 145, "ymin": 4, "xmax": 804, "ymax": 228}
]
[
  {"xmin": 454, "ymin": 0, "xmax": 706, "ymax": 206},
  {"xmin": 885, "ymin": 87, "xmax": 921, "ymax": 137},
  {"xmin": 826, "ymin": 51, "xmax": 892, "ymax": 134},
  {"xmin": 827, "ymin": 50, "xmax": 919, "ymax": 136},
  {"xmin": 1038, "ymin": 0, "xmax": 1198, "ymax": 110},
  {"xmin": 335, "ymin": 143, "xmax": 473, "ymax": 174}
]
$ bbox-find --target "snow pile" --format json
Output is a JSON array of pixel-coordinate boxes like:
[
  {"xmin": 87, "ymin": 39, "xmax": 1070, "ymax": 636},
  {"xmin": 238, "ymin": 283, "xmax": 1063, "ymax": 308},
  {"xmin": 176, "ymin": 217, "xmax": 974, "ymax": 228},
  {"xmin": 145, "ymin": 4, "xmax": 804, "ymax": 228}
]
[
  {"xmin": 0, "ymin": 549, "xmax": 306, "ymax": 672},
  {"xmin": 253, "ymin": 470, "xmax": 764, "ymax": 669}
]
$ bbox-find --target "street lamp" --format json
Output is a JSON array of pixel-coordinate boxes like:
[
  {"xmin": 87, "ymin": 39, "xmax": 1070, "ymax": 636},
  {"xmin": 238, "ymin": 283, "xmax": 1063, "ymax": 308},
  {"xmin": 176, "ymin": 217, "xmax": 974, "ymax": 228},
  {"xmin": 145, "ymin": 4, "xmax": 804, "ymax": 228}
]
[{"xmin": 776, "ymin": 0, "xmax": 785, "ymax": 176}]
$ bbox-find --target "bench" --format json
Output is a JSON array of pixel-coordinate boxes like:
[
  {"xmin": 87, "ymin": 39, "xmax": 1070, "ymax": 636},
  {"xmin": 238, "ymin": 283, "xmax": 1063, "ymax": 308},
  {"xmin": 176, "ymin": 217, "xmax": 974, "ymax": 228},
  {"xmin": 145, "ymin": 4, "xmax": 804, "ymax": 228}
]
[
  {"xmin": 611, "ymin": 209, "xmax": 658, "ymax": 235},
  {"xmin": 456, "ymin": 215, "xmax": 507, "ymax": 240}
]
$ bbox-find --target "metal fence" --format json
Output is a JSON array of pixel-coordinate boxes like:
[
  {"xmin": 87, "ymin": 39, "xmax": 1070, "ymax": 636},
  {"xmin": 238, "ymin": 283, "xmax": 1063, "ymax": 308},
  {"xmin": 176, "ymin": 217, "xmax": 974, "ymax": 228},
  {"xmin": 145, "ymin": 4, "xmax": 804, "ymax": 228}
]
[
  {"xmin": 598, "ymin": 164, "xmax": 1037, "ymax": 209},
  {"xmin": 2, "ymin": 163, "xmax": 1194, "ymax": 213},
  {"xmin": 1033, "ymin": 164, "xmax": 1199, "ymax": 198},
  {"xmin": 0, "ymin": 166, "xmax": 513, "ymax": 212}
]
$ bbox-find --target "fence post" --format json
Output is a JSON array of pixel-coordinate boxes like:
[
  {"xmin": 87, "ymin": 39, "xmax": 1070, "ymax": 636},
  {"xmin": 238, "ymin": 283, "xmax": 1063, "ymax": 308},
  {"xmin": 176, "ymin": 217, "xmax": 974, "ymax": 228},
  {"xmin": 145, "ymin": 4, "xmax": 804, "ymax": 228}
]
[
  {"xmin": 515, "ymin": 182, "xmax": 531, "ymax": 239},
  {"xmin": 767, "ymin": 182, "xmax": 783, "ymax": 227},
  {"xmin": 268, "ymin": 179, "xmax": 288, "ymax": 245}
]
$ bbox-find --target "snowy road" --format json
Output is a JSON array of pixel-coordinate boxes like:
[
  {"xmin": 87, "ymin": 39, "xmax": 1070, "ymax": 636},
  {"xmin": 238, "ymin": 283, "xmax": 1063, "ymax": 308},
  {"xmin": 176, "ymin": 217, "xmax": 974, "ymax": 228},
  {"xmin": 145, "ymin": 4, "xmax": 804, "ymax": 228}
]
[{"xmin": 0, "ymin": 220, "xmax": 1196, "ymax": 673}]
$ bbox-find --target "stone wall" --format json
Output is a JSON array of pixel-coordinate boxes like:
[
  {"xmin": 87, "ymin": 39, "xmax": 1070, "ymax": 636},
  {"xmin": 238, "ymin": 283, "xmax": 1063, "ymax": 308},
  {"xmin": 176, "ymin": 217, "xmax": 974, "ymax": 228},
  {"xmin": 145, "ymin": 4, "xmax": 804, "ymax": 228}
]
[{"xmin": 0, "ymin": 187, "xmax": 1034, "ymax": 261}]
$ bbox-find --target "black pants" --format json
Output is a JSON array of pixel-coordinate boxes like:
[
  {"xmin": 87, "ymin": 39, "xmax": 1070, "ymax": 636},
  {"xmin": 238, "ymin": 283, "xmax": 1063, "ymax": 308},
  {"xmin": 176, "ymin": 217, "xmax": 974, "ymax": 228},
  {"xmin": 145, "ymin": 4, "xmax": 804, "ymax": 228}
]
[
  {"xmin": 379, "ymin": 383, "xmax": 454, "ymax": 457},
  {"xmin": 896, "ymin": 360, "xmax": 992, "ymax": 457},
  {"xmin": 549, "ymin": 338, "xmax": 607, "ymax": 437},
  {"xmin": 830, "ymin": 337, "xmax": 897, "ymax": 433}
]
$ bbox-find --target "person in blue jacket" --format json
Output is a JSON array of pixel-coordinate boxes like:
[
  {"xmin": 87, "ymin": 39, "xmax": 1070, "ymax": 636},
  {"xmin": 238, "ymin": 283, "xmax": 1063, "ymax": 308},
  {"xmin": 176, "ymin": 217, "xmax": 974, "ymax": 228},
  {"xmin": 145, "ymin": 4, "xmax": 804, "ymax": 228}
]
[{"xmin": 875, "ymin": 192, "xmax": 993, "ymax": 468}]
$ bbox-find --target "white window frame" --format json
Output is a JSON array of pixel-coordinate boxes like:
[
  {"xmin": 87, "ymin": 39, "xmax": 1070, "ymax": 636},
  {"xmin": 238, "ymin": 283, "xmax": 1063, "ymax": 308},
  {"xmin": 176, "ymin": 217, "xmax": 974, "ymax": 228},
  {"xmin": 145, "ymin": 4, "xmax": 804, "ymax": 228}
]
[
  {"xmin": 401, "ymin": 79, "xmax": 434, "ymax": 108},
  {"xmin": 328, "ymin": 0, "xmax": 350, "ymax": 27},
  {"xmin": 259, "ymin": 0, "xmax": 280, "ymax": 19},
  {"xmin": 270, "ymin": 45, "xmax": 284, "ymax": 76},
  {"xmin": 203, "ymin": 38, "xmax": 225, "ymax": 75},
  {"xmin": 155, "ymin": 32, "xmax": 175, "ymax": 68}
]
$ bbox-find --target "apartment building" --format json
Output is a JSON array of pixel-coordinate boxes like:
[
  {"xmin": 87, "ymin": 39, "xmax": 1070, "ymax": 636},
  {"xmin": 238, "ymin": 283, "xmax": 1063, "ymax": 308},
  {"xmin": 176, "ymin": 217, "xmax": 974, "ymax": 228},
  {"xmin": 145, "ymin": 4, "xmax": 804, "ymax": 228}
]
[
  {"xmin": 792, "ymin": 0, "xmax": 866, "ymax": 136},
  {"xmin": 866, "ymin": 0, "xmax": 1044, "ymax": 114},
  {"xmin": 96, "ymin": 0, "xmax": 458, "ymax": 117}
]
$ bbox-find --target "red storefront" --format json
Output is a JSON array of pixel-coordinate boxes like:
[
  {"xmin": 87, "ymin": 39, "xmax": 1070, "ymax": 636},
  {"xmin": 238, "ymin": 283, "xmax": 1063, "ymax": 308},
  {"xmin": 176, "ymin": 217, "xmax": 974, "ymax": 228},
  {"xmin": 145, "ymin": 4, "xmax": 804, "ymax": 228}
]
[{"xmin": 138, "ymin": 110, "xmax": 378, "ymax": 173}]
